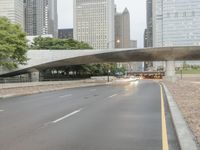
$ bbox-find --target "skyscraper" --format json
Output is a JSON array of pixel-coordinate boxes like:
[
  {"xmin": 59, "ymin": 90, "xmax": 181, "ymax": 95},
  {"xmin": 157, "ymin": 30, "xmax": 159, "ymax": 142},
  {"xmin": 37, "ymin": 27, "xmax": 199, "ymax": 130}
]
[
  {"xmin": 144, "ymin": 0, "xmax": 153, "ymax": 71},
  {"xmin": 74, "ymin": 0, "xmax": 115, "ymax": 49},
  {"xmin": 153, "ymin": 0, "xmax": 200, "ymax": 47},
  {"xmin": 153, "ymin": 0, "xmax": 200, "ymax": 68},
  {"xmin": 114, "ymin": 7, "xmax": 141, "ymax": 72},
  {"xmin": 0, "ymin": 0, "xmax": 24, "ymax": 28},
  {"xmin": 146, "ymin": 0, "xmax": 153, "ymax": 47},
  {"xmin": 24, "ymin": 0, "xmax": 58, "ymax": 37},
  {"xmin": 48, "ymin": 0, "xmax": 58, "ymax": 37},
  {"xmin": 115, "ymin": 8, "xmax": 131, "ymax": 48}
]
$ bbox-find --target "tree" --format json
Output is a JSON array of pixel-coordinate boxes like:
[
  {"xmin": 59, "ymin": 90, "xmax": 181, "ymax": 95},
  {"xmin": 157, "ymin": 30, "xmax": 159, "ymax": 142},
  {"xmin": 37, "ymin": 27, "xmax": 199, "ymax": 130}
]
[
  {"xmin": 0, "ymin": 17, "xmax": 27, "ymax": 69},
  {"xmin": 31, "ymin": 37, "xmax": 93, "ymax": 50}
]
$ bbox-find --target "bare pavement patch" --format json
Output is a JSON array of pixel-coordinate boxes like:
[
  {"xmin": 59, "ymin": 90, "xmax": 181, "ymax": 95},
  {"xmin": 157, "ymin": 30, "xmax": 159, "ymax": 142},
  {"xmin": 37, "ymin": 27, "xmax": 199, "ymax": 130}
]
[{"xmin": 164, "ymin": 77, "xmax": 200, "ymax": 147}]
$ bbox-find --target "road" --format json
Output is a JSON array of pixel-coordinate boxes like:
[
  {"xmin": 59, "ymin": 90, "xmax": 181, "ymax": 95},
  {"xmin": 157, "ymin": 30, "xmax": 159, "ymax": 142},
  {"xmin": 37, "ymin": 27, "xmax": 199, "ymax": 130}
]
[{"xmin": 0, "ymin": 80, "xmax": 180, "ymax": 150}]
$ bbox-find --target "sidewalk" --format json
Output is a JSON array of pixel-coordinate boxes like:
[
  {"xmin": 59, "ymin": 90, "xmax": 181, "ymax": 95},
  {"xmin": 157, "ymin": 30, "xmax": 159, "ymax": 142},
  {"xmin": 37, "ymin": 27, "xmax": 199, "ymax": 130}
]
[{"xmin": 164, "ymin": 78, "xmax": 200, "ymax": 146}]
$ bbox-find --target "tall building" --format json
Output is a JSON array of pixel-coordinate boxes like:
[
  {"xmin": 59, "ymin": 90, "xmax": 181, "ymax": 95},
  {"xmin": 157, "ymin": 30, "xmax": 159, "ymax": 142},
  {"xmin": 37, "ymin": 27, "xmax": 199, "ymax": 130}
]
[
  {"xmin": 58, "ymin": 29, "xmax": 73, "ymax": 39},
  {"xmin": 153, "ymin": 0, "xmax": 200, "ymax": 68},
  {"xmin": 24, "ymin": 0, "xmax": 58, "ymax": 37},
  {"xmin": 0, "ymin": 0, "xmax": 24, "ymax": 28},
  {"xmin": 146, "ymin": 0, "xmax": 153, "ymax": 47},
  {"xmin": 144, "ymin": 0, "xmax": 153, "ymax": 71},
  {"xmin": 153, "ymin": 0, "xmax": 200, "ymax": 47},
  {"xmin": 74, "ymin": 0, "xmax": 115, "ymax": 49},
  {"xmin": 115, "ymin": 8, "xmax": 130, "ymax": 48},
  {"xmin": 48, "ymin": 0, "xmax": 58, "ymax": 37},
  {"xmin": 114, "ymin": 7, "xmax": 141, "ymax": 72}
]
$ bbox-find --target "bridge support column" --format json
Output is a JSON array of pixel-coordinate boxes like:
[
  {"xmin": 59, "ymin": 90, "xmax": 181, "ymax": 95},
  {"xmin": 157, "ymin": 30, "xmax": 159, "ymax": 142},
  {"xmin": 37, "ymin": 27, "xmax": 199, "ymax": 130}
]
[
  {"xmin": 29, "ymin": 71, "xmax": 40, "ymax": 82},
  {"xmin": 165, "ymin": 61, "xmax": 176, "ymax": 81}
]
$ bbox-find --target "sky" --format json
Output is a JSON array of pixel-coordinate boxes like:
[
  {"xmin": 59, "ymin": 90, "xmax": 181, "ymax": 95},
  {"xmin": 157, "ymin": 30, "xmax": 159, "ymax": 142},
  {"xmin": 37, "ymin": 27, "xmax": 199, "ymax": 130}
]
[{"xmin": 57, "ymin": 0, "xmax": 146, "ymax": 48}]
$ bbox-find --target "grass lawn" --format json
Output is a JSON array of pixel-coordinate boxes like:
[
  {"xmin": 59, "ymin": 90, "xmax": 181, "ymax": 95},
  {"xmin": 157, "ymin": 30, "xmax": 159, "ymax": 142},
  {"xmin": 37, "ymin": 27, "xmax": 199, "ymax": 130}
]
[{"xmin": 176, "ymin": 69, "xmax": 200, "ymax": 74}]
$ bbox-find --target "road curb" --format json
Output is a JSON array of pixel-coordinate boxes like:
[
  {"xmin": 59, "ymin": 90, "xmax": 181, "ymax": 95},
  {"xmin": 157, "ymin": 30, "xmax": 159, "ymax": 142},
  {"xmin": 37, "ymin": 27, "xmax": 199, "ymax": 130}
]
[
  {"xmin": 162, "ymin": 83, "xmax": 199, "ymax": 150},
  {"xmin": 0, "ymin": 82, "xmax": 108, "ymax": 99}
]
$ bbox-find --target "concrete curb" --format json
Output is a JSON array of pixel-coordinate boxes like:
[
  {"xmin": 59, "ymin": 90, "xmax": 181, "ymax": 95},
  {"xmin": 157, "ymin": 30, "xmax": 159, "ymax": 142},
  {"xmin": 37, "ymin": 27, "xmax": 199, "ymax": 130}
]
[
  {"xmin": 0, "ymin": 80, "xmax": 97, "ymax": 89},
  {"xmin": 0, "ymin": 82, "xmax": 108, "ymax": 99},
  {"xmin": 162, "ymin": 83, "xmax": 199, "ymax": 150}
]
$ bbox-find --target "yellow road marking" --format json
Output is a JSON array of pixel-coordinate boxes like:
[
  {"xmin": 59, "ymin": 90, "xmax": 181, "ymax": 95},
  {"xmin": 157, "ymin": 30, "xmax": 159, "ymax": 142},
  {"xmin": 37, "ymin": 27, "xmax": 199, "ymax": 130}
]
[{"xmin": 160, "ymin": 84, "xmax": 169, "ymax": 150}]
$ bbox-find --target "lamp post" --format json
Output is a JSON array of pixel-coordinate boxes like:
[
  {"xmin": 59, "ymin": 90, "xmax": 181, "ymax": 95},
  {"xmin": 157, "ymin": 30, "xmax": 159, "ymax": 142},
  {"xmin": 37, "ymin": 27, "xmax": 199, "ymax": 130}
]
[{"xmin": 107, "ymin": 69, "xmax": 111, "ymax": 82}]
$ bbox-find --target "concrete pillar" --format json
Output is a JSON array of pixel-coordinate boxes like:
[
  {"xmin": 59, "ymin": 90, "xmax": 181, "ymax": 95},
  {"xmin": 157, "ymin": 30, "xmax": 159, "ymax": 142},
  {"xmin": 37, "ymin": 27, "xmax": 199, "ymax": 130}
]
[
  {"xmin": 29, "ymin": 71, "xmax": 40, "ymax": 82},
  {"xmin": 165, "ymin": 61, "xmax": 176, "ymax": 81}
]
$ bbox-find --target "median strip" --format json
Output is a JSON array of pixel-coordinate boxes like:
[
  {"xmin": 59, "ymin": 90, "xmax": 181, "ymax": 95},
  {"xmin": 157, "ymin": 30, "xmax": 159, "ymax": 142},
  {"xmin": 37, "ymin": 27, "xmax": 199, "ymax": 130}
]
[
  {"xmin": 52, "ymin": 108, "xmax": 83, "ymax": 123},
  {"xmin": 162, "ymin": 83, "xmax": 198, "ymax": 150}
]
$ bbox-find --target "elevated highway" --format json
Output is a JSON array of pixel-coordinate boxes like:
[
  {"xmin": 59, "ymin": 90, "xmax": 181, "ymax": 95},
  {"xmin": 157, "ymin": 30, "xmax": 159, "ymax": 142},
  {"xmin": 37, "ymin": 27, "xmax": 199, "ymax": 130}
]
[{"xmin": 0, "ymin": 46, "xmax": 200, "ymax": 79}]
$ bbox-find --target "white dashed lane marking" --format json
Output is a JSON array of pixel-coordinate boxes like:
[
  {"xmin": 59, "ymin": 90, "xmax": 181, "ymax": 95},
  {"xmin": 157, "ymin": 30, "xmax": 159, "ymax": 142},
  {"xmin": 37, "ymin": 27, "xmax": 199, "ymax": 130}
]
[
  {"xmin": 90, "ymin": 89, "xmax": 97, "ymax": 92},
  {"xmin": 59, "ymin": 94, "xmax": 72, "ymax": 98},
  {"xmin": 52, "ymin": 108, "xmax": 83, "ymax": 124},
  {"xmin": 108, "ymin": 94, "xmax": 118, "ymax": 98}
]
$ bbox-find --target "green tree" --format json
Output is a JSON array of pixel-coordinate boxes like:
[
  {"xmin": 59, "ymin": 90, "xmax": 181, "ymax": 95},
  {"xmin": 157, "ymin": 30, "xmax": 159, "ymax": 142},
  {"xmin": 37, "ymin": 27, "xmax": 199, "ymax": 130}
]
[
  {"xmin": 0, "ymin": 17, "xmax": 27, "ymax": 69},
  {"xmin": 31, "ymin": 37, "xmax": 93, "ymax": 50}
]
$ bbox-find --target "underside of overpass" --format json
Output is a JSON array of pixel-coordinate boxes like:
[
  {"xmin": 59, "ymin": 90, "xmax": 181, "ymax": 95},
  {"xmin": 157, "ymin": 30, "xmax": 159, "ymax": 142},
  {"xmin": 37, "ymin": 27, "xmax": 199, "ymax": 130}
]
[{"xmin": 0, "ymin": 46, "xmax": 200, "ymax": 81}]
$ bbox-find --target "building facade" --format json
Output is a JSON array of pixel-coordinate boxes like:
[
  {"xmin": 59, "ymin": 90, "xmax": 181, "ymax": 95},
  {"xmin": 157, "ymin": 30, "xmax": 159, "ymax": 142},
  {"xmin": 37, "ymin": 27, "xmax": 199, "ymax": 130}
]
[
  {"xmin": 24, "ymin": 0, "xmax": 58, "ymax": 37},
  {"xmin": 144, "ymin": 29, "xmax": 148, "ymax": 47},
  {"xmin": 153, "ymin": 0, "xmax": 200, "ymax": 47},
  {"xmin": 58, "ymin": 29, "xmax": 73, "ymax": 39},
  {"xmin": 153, "ymin": 0, "xmax": 200, "ymax": 68},
  {"xmin": 115, "ymin": 8, "xmax": 130, "ymax": 48},
  {"xmin": 48, "ymin": 0, "xmax": 58, "ymax": 37},
  {"xmin": 146, "ymin": 0, "xmax": 153, "ymax": 47},
  {"xmin": 130, "ymin": 40, "xmax": 137, "ymax": 48},
  {"xmin": 144, "ymin": 0, "xmax": 153, "ymax": 71},
  {"xmin": 73, "ymin": 0, "xmax": 115, "ymax": 49},
  {"xmin": 0, "ymin": 0, "xmax": 24, "ymax": 28}
]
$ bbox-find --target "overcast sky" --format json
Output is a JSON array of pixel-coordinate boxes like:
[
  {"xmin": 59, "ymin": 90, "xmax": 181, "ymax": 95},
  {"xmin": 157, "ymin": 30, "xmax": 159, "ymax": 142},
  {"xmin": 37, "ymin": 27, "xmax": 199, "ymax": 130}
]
[{"xmin": 57, "ymin": 0, "xmax": 146, "ymax": 48}]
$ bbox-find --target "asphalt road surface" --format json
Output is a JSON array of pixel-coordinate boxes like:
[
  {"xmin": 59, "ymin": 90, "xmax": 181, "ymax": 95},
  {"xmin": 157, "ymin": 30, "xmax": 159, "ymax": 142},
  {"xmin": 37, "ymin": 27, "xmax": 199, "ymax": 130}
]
[{"xmin": 0, "ymin": 80, "xmax": 180, "ymax": 150}]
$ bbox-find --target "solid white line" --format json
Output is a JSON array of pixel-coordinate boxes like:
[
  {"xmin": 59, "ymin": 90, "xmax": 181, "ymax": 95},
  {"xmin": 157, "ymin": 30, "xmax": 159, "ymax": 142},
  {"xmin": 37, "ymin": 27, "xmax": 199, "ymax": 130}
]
[
  {"xmin": 52, "ymin": 108, "xmax": 83, "ymax": 123},
  {"xmin": 0, "ymin": 110, "xmax": 4, "ymax": 112},
  {"xmin": 108, "ymin": 94, "xmax": 118, "ymax": 98},
  {"xmin": 59, "ymin": 94, "xmax": 72, "ymax": 98}
]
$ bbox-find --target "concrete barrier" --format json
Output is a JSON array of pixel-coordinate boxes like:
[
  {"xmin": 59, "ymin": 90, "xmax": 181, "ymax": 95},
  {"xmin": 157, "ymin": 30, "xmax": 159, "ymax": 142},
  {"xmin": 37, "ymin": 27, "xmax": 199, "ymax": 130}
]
[
  {"xmin": 0, "ymin": 79, "xmax": 108, "ymax": 98},
  {"xmin": 0, "ymin": 80, "xmax": 96, "ymax": 89}
]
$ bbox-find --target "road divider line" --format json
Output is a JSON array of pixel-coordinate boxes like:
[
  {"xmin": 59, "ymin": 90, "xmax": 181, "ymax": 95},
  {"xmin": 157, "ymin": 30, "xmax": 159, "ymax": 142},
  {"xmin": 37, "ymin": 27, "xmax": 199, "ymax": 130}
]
[
  {"xmin": 59, "ymin": 94, "xmax": 72, "ymax": 98},
  {"xmin": 0, "ymin": 110, "xmax": 4, "ymax": 112},
  {"xmin": 160, "ymin": 84, "xmax": 169, "ymax": 150},
  {"xmin": 108, "ymin": 94, "xmax": 118, "ymax": 98},
  {"xmin": 52, "ymin": 108, "xmax": 83, "ymax": 123}
]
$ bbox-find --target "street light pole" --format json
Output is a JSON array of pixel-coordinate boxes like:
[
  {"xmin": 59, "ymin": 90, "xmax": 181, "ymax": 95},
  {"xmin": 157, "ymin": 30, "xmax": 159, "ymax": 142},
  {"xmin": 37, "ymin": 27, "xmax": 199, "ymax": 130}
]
[{"xmin": 107, "ymin": 69, "xmax": 111, "ymax": 82}]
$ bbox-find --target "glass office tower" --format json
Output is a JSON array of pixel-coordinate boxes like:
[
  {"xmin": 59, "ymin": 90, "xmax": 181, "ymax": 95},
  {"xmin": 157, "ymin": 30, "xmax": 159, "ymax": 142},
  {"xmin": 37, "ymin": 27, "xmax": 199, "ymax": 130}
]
[{"xmin": 153, "ymin": 0, "xmax": 200, "ymax": 47}]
